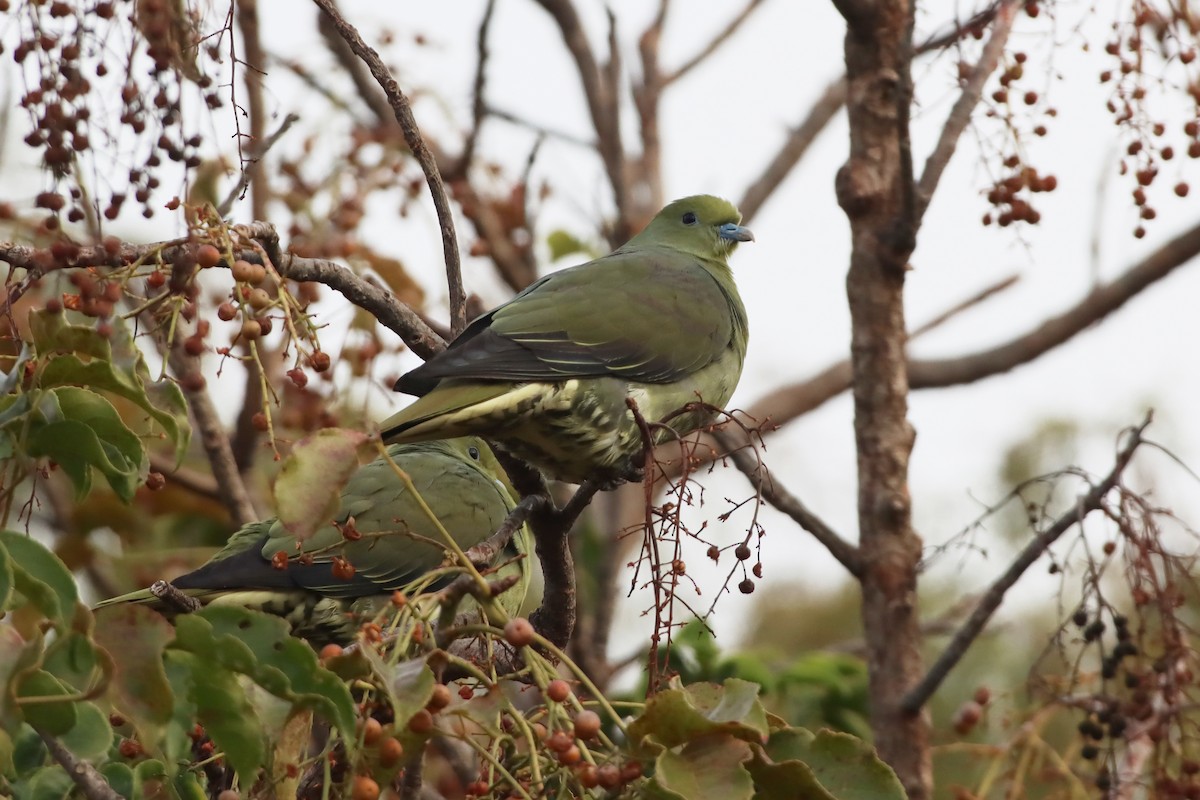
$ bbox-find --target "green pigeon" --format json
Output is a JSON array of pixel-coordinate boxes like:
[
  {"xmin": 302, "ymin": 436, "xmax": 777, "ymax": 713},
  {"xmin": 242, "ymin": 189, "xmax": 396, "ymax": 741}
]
[
  {"xmin": 95, "ymin": 438, "xmax": 532, "ymax": 645},
  {"xmin": 379, "ymin": 195, "xmax": 752, "ymax": 484}
]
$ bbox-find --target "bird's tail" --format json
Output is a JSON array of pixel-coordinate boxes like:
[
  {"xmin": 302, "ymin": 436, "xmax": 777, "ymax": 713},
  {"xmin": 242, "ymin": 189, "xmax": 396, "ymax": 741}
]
[
  {"xmin": 379, "ymin": 382, "xmax": 524, "ymax": 442},
  {"xmin": 92, "ymin": 588, "xmax": 159, "ymax": 608}
]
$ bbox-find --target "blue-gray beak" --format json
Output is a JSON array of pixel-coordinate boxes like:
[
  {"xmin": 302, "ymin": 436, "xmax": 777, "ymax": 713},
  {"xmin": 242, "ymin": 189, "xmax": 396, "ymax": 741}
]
[{"xmin": 719, "ymin": 222, "xmax": 754, "ymax": 243}]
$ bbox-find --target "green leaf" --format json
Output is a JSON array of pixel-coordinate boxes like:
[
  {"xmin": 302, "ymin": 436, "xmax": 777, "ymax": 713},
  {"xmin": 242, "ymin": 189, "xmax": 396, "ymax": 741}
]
[
  {"xmin": 11, "ymin": 724, "xmax": 48, "ymax": 776},
  {"xmin": 27, "ymin": 763, "xmax": 73, "ymax": 800},
  {"xmin": 0, "ymin": 727, "xmax": 13, "ymax": 775},
  {"xmin": 28, "ymin": 309, "xmax": 113, "ymax": 362},
  {"xmin": 0, "ymin": 394, "xmax": 35, "ymax": 431},
  {"xmin": 100, "ymin": 762, "xmax": 135, "ymax": 799},
  {"xmin": 38, "ymin": 355, "xmax": 188, "ymax": 466},
  {"xmin": 15, "ymin": 671, "xmax": 77, "ymax": 736},
  {"xmin": 0, "ymin": 536, "xmax": 12, "ymax": 610},
  {"xmin": 0, "ymin": 532, "xmax": 78, "ymax": 627},
  {"xmin": 273, "ymin": 428, "xmax": 371, "ymax": 542},
  {"xmin": 546, "ymin": 229, "xmax": 596, "ymax": 262},
  {"xmin": 93, "ymin": 605, "xmax": 176, "ymax": 738},
  {"xmin": 104, "ymin": 312, "xmax": 191, "ymax": 466},
  {"xmin": 186, "ymin": 659, "xmax": 264, "ymax": 787},
  {"xmin": 747, "ymin": 728, "xmax": 906, "ymax": 800},
  {"xmin": 628, "ymin": 678, "xmax": 768, "ymax": 755},
  {"xmin": 650, "ymin": 734, "xmax": 755, "ymax": 800},
  {"xmin": 56, "ymin": 701, "xmax": 112, "ymax": 760},
  {"xmin": 372, "ymin": 654, "xmax": 435, "ymax": 736},
  {"xmin": 160, "ymin": 652, "xmax": 200, "ymax": 766},
  {"xmin": 40, "ymin": 631, "xmax": 99, "ymax": 693},
  {"xmin": 31, "ymin": 387, "xmax": 144, "ymax": 501},
  {"xmin": 170, "ymin": 606, "xmax": 356, "ymax": 743}
]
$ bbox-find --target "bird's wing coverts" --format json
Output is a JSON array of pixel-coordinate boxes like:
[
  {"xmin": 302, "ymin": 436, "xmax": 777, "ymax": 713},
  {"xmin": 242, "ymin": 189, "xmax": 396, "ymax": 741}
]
[
  {"xmin": 396, "ymin": 249, "xmax": 736, "ymax": 395},
  {"xmin": 171, "ymin": 442, "xmax": 514, "ymax": 599}
]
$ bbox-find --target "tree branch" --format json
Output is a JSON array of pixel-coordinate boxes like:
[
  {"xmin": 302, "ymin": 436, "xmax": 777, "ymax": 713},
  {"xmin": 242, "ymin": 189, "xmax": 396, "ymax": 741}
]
[
  {"xmin": 312, "ymin": 0, "xmax": 466, "ymax": 336},
  {"xmin": 908, "ymin": 218, "xmax": 1200, "ymax": 388},
  {"xmin": 0, "ymin": 229, "xmax": 448, "ymax": 360},
  {"xmin": 234, "ymin": 0, "xmax": 270, "ymax": 221},
  {"xmin": 738, "ymin": 75, "xmax": 847, "ymax": 225},
  {"xmin": 662, "ymin": 0, "xmax": 766, "ymax": 85},
  {"xmin": 747, "ymin": 218, "xmax": 1200, "ymax": 428},
  {"xmin": 900, "ymin": 415, "xmax": 1152, "ymax": 714},
  {"xmin": 39, "ymin": 730, "xmax": 123, "ymax": 800},
  {"xmin": 148, "ymin": 453, "xmax": 222, "ymax": 500},
  {"xmin": 453, "ymin": 0, "xmax": 497, "ymax": 181},
  {"xmin": 712, "ymin": 428, "xmax": 863, "ymax": 576},
  {"xmin": 738, "ymin": 2, "xmax": 1011, "ymax": 226},
  {"xmin": 907, "ymin": 272, "xmax": 1019, "ymax": 339},
  {"xmin": 167, "ymin": 339, "xmax": 258, "ymax": 528},
  {"xmin": 532, "ymin": 0, "xmax": 629, "ymax": 241},
  {"xmin": 274, "ymin": 252, "xmax": 446, "ymax": 359},
  {"xmin": 915, "ymin": 0, "xmax": 1018, "ymax": 222},
  {"xmin": 218, "ymin": 113, "xmax": 300, "ymax": 217}
]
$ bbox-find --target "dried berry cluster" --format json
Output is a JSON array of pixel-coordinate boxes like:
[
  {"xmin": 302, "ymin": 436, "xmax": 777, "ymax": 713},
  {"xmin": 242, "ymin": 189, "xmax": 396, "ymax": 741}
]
[
  {"xmin": 977, "ymin": 45, "xmax": 1061, "ymax": 228},
  {"xmin": 1099, "ymin": 5, "xmax": 1200, "ymax": 238},
  {"xmin": 8, "ymin": 0, "xmax": 221, "ymax": 227},
  {"xmin": 1060, "ymin": 504, "xmax": 1200, "ymax": 797}
]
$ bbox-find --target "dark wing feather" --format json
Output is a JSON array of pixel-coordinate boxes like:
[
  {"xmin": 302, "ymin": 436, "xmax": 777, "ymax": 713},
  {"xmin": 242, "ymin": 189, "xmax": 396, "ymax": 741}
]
[{"xmin": 396, "ymin": 249, "xmax": 734, "ymax": 396}]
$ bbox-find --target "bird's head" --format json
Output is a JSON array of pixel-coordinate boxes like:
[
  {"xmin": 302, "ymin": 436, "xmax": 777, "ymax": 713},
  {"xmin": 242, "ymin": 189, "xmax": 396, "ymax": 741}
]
[
  {"xmin": 444, "ymin": 436, "xmax": 518, "ymax": 502},
  {"xmin": 628, "ymin": 195, "xmax": 754, "ymax": 262}
]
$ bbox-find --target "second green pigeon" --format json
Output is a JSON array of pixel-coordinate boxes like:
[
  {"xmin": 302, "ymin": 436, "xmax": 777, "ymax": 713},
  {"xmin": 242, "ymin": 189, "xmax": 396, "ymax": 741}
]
[
  {"xmin": 95, "ymin": 438, "xmax": 532, "ymax": 645},
  {"xmin": 380, "ymin": 195, "xmax": 753, "ymax": 484}
]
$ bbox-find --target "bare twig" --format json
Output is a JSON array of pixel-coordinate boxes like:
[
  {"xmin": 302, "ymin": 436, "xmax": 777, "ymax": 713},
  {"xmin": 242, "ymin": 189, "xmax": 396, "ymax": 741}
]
[
  {"xmin": 483, "ymin": 105, "xmax": 595, "ymax": 148},
  {"xmin": 915, "ymin": 0, "xmax": 1004, "ymax": 52},
  {"xmin": 39, "ymin": 731, "xmax": 123, "ymax": 800},
  {"xmin": 274, "ymin": 252, "xmax": 446, "ymax": 359},
  {"xmin": 916, "ymin": 0, "xmax": 1018, "ymax": 221},
  {"xmin": 738, "ymin": 1, "xmax": 1012, "ymax": 226},
  {"xmin": 908, "ymin": 272, "xmax": 1019, "ymax": 339},
  {"xmin": 532, "ymin": 0, "xmax": 629, "ymax": 241},
  {"xmin": 234, "ymin": 0, "xmax": 270, "ymax": 221},
  {"xmin": 397, "ymin": 750, "xmax": 424, "ymax": 800},
  {"xmin": 525, "ymin": 480, "xmax": 603, "ymax": 650},
  {"xmin": 464, "ymin": 494, "xmax": 541, "ymax": 569},
  {"xmin": 150, "ymin": 579, "xmax": 203, "ymax": 613},
  {"xmin": 0, "ymin": 229, "xmax": 447, "ymax": 360},
  {"xmin": 738, "ymin": 76, "xmax": 847, "ymax": 225},
  {"xmin": 148, "ymin": 453, "xmax": 222, "ymax": 500},
  {"xmin": 217, "ymin": 113, "xmax": 300, "ymax": 217},
  {"xmin": 315, "ymin": 5, "xmax": 396, "ymax": 127},
  {"xmin": 712, "ymin": 428, "xmax": 862, "ymax": 576},
  {"xmin": 230, "ymin": 349, "xmax": 265, "ymax": 472},
  {"xmin": 742, "ymin": 217, "xmax": 1200, "ymax": 431},
  {"xmin": 167, "ymin": 339, "xmax": 258, "ymax": 528},
  {"xmin": 454, "ymin": 0, "xmax": 497, "ymax": 180},
  {"xmin": 907, "ymin": 219, "xmax": 1200, "ymax": 387},
  {"xmin": 900, "ymin": 415, "xmax": 1152, "ymax": 714},
  {"xmin": 827, "ymin": 593, "xmax": 986, "ymax": 656},
  {"xmin": 312, "ymin": 0, "xmax": 466, "ymax": 335},
  {"xmin": 662, "ymin": 0, "xmax": 766, "ymax": 85},
  {"xmin": 632, "ymin": 1, "xmax": 669, "ymax": 216}
]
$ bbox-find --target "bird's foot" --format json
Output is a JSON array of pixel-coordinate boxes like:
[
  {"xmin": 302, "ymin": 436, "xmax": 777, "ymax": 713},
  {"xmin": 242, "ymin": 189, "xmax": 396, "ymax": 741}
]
[{"xmin": 587, "ymin": 460, "xmax": 645, "ymax": 492}]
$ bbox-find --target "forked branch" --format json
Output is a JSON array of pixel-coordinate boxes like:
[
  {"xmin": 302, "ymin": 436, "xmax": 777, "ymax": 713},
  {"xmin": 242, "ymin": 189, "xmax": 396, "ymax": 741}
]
[{"xmin": 900, "ymin": 414, "xmax": 1153, "ymax": 713}]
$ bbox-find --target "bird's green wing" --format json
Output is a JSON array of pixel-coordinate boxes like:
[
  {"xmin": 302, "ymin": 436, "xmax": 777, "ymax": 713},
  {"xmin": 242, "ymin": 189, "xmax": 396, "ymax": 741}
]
[
  {"xmin": 396, "ymin": 248, "xmax": 739, "ymax": 395},
  {"xmin": 155, "ymin": 440, "xmax": 514, "ymax": 600}
]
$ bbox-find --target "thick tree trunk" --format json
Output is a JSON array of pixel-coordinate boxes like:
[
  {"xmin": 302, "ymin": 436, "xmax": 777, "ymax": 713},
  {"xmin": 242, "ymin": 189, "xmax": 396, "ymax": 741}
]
[{"xmin": 834, "ymin": 1, "xmax": 930, "ymax": 797}]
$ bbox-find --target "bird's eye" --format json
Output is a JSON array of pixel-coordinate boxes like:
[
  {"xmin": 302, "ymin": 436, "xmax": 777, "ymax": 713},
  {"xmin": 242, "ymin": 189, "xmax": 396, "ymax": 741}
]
[
  {"xmin": 681, "ymin": 211, "xmax": 698, "ymax": 226},
  {"xmin": 468, "ymin": 445, "xmax": 481, "ymax": 460}
]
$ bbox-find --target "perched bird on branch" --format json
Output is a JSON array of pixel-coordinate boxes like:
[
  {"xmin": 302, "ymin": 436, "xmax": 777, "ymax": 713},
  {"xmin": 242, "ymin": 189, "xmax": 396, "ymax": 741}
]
[
  {"xmin": 380, "ymin": 195, "xmax": 753, "ymax": 484},
  {"xmin": 95, "ymin": 438, "xmax": 531, "ymax": 645}
]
